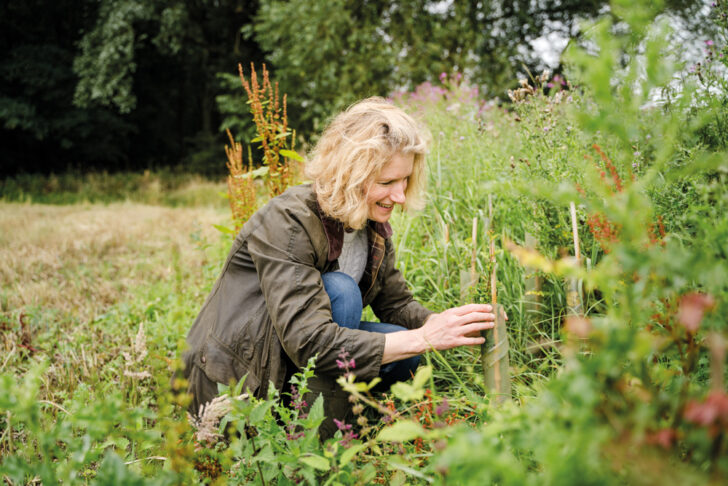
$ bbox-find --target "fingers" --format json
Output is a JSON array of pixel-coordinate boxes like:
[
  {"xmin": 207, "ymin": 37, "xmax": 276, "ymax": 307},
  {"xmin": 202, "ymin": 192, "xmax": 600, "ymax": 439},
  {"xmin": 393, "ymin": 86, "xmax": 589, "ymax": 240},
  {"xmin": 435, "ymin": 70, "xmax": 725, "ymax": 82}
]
[
  {"xmin": 460, "ymin": 336, "xmax": 486, "ymax": 346},
  {"xmin": 450, "ymin": 303, "xmax": 493, "ymax": 316},
  {"xmin": 456, "ymin": 312, "xmax": 495, "ymax": 325},
  {"xmin": 461, "ymin": 322, "xmax": 494, "ymax": 337},
  {"xmin": 450, "ymin": 303, "xmax": 509, "ymax": 322}
]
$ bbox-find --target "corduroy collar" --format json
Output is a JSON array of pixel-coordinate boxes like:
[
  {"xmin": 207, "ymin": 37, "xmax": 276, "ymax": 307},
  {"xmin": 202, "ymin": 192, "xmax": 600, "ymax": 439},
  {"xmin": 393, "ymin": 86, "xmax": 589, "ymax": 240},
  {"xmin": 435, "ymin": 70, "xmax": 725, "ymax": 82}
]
[{"xmin": 315, "ymin": 203, "xmax": 392, "ymax": 262}]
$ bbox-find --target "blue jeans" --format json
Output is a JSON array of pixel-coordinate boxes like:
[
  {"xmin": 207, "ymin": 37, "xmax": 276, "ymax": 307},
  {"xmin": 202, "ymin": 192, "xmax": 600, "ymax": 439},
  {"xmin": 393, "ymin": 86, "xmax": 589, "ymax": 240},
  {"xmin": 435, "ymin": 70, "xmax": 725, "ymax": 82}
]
[{"xmin": 322, "ymin": 272, "xmax": 420, "ymax": 391}]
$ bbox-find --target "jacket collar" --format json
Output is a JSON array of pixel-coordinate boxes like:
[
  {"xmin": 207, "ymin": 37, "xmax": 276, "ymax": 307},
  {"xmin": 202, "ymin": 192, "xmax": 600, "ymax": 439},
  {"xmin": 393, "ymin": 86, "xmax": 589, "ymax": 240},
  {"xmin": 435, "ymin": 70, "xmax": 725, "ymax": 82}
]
[{"xmin": 315, "ymin": 202, "xmax": 392, "ymax": 262}]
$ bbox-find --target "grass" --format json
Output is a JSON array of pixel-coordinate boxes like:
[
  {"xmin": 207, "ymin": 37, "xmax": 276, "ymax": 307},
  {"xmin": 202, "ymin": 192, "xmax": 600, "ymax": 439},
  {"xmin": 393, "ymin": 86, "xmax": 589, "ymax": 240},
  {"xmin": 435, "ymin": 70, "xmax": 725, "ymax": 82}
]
[
  {"xmin": 0, "ymin": 201, "xmax": 228, "ymax": 405},
  {"xmin": 0, "ymin": 170, "xmax": 228, "ymax": 208}
]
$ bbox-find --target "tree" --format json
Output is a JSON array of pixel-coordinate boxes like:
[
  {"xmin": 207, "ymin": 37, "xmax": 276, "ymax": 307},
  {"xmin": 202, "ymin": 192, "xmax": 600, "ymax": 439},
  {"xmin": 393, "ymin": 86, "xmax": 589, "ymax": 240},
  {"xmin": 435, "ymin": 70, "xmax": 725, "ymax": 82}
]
[
  {"xmin": 252, "ymin": 0, "xmax": 709, "ymax": 137},
  {"xmin": 0, "ymin": 0, "xmax": 133, "ymax": 174},
  {"xmin": 72, "ymin": 0, "xmax": 265, "ymax": 173}
]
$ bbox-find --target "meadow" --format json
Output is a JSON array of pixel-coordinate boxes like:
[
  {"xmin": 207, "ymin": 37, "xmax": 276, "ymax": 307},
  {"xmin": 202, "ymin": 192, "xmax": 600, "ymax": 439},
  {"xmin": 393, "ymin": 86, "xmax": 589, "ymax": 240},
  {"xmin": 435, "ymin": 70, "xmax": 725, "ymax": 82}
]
[{"xmin": 2, "ymin": 4, "xmax": 728, "ymax": 485}]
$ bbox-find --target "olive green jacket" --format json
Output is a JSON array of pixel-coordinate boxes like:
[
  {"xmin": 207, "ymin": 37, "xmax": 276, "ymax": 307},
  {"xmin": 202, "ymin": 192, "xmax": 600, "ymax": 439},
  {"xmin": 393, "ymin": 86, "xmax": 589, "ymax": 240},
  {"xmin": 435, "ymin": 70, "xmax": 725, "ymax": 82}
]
[{"xmin": 182, "ymin": 184, "xmax": 432, "ymax": 404}]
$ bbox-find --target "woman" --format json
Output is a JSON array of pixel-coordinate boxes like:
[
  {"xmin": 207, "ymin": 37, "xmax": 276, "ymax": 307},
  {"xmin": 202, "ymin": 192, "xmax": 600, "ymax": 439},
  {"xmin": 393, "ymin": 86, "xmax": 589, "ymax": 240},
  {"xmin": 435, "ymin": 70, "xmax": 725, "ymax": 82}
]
[{"xmin": 182, "ymin": 97, "xmax": 497, "ymax": 438}]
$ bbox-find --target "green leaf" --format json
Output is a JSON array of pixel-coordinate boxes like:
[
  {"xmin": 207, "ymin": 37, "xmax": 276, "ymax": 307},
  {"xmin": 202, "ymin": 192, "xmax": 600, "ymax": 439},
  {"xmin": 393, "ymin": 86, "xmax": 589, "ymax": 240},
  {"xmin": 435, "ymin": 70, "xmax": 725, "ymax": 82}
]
[
  {"xmin": 213, "ymin": 224, "xmax": 237, "ymax": 236},
  {"xmin": 251, "ymin": 165, "xmax": 269, "ymax": 178},
  {"xmin": 389, "ymin": 365, "xmax": 431, "ymax": 402},
  {"xmin": 279, "ymin": 149, "xmax": 304, "ymax": 161},
  {"xmin": 376, "ymin": 420, "xmax": 425, "ymax": 442},
  {"xmin": 253, "ymin": 444, "xmax": 275, "ymax": 463},
  {"xmin": 299, "ymin": 454, "xmax": 330, "ymax": 471},
  {"xmin": 389, "ymin": 382, "xmax": 424, "ymax": 402},
  {"xmin": 339, "ymin": 443, "xmax": 366, "ymax": 466},
  {"xmin": 306, "ymin": 394, "xmax": 325, "ymax": 425},
  {"xmin": 412, "ymin": 365, "xmax": 432, "ymax": 389},
  {"xmin": 249, "ymin": 400, "xmax": 274, "ymax": 424}
]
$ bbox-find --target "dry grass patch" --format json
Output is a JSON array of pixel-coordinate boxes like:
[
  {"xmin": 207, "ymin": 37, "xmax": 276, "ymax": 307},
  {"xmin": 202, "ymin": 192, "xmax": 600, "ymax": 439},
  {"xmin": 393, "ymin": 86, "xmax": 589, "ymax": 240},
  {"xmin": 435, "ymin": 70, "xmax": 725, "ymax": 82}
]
[
  {"xmin": 0, "ymin": 202, "xmax": 226, "ymax": 321},
  {"xmin": 1, "ymin": 201, "xmax": 229, "ymax": 401}
]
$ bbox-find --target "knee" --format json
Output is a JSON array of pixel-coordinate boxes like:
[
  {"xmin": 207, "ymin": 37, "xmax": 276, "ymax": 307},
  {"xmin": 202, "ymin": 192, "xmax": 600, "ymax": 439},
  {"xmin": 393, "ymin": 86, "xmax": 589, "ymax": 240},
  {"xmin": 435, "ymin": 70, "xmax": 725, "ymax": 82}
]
[{"xmin": 322, "ymin": 272, "xmax": 362, "ymax": 329}]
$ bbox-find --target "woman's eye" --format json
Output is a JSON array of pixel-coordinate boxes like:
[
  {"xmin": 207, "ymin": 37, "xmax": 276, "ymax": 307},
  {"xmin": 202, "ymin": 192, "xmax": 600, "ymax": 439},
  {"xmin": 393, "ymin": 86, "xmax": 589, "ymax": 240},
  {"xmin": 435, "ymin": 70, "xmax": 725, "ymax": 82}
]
[{"xmin": 379, "ymin": 181, "xmax": 392, "ymax": 186}]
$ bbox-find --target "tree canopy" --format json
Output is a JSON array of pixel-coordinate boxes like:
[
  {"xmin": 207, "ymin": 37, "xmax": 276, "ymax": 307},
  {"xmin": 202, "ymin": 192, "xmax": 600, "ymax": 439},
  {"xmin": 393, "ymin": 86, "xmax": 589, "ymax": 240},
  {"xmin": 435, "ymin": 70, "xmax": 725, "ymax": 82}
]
[{"xmin": 0, "ymin": 0, "xmax": 711, "ymax": 175}]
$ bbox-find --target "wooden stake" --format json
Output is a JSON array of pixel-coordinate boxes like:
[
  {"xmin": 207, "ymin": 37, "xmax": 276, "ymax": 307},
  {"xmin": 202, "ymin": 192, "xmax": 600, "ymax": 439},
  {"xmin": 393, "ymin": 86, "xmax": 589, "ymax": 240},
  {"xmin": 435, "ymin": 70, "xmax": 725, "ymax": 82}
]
[
  {"xmin": 524, "ymin": 232, "xmax": 542, "ymax": 316},
  {"xmin": 567, "ymin": 202, "xmax": 583, "ymax": 315},
  {"xmin": 570, "ymin": 202, "xmax": 580, "ymax": 264},
  {"xmin": 460, "ymin": 216, "xmax": 479, "ymax": 301},
  {"xmin": 470, "ymin": 216, "xmax": 478, "ymax": 285}
]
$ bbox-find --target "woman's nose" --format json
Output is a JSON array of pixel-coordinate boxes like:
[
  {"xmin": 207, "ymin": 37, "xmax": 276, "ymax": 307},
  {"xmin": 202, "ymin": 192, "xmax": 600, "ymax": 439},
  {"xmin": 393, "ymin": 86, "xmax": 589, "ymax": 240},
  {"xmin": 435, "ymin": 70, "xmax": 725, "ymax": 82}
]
[{"xmin": 391, "ymin": 182, "xmax": 406, "ymax": 204}]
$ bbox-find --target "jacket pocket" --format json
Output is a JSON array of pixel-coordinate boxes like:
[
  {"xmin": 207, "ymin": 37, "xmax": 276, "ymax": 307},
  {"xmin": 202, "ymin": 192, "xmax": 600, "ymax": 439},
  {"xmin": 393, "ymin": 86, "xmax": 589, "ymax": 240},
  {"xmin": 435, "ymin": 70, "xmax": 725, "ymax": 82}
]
[
  {"xmin": 229, "ymin": 304, "xmax": 268, "ymax": 363},
  {"xmin": 199, "ymin": 337, "xmax": 261, "ymax": 396}
]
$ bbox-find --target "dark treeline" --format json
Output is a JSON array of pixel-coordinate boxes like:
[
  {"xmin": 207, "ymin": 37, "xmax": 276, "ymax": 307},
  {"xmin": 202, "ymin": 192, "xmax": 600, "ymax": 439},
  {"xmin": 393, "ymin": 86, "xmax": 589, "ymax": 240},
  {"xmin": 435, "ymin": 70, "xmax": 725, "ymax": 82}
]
[{"xmin": 0, "ymin": 0, "xmax": 709, "ymax": 176}]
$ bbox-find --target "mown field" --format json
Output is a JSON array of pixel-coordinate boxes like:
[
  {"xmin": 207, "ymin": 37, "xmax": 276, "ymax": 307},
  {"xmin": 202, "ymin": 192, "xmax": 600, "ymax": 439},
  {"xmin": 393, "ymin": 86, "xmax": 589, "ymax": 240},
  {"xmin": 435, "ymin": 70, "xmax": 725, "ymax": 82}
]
[{"xmin": 2, "ymin": 6, "xmax": 728, "ymax": 485}]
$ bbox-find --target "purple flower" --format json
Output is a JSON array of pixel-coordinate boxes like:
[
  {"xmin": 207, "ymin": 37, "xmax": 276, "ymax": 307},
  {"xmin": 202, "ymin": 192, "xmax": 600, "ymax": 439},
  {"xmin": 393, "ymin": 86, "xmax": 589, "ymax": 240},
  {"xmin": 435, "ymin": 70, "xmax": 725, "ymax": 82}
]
[
  {"xmin": 455, "ymin": 72, "xmax": 462, "ymax": 82},
  {"xmin": 286, "ymin": 421, "xmax": 306, "ymax": 440},
  {"xmin": 333, "ymin": 418, "xmax": 352, "ymax": 431},
  {"xmin": 289, "ymin": 385, "xmax": 308, "ymax": 412},
  {"xmin": 333, "ymin": 418, "xmax": 358, "ymax": 447},
  {"xmin": 706, "ymin": 40, "xmax": 715, "ymax": 46},
  {"xmin": 435, "ymin": 398, "xmax": 450, "ymax": 416},
  {"xmin": 459, "ymin": 136, "xmax": 465, "ymax": 141},
  {"xmin": 633, "ymin": 151, "xmax": 641, "ymax": 157},
  {"xmin": 336, "ymin": 348, "xmax": 356, "ymax": 371}
]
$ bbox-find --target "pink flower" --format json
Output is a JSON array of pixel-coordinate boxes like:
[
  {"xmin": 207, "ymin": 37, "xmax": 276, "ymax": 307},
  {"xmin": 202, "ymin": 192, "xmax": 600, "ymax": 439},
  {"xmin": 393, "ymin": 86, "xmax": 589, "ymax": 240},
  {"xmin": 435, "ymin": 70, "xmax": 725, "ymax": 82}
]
[
  {"xmin": 439, "ymin": 72, "xmax": 447, "ymax": 82},
  {"xmin": 435, "ymin": 398, "xmax": 449, "ymax": 416}
]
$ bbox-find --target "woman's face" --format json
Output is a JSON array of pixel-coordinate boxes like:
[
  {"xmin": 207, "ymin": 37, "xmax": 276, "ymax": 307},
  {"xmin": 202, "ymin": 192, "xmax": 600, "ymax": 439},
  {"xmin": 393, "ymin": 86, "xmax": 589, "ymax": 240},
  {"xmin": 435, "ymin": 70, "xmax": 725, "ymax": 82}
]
[{"xmin": 366, "ymin": 152, "xmax": 414, "ymax": 223}]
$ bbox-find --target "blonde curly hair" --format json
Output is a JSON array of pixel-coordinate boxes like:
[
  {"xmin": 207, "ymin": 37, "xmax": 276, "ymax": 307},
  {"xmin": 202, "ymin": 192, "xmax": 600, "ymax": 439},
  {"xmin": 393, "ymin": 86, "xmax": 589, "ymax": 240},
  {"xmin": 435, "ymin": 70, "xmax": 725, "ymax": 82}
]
[{"xmin": 305, "ymin": 97, "xmax": 428, "ymax": 229}]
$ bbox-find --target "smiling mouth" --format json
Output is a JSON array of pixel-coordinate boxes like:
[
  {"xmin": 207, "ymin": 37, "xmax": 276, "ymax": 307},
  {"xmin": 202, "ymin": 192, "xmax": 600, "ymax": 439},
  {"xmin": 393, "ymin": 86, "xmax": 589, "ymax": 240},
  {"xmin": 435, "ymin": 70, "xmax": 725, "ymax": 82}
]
[{"xmin": 376, "ymin": 203, "xmax": 394, "ymax": 209}]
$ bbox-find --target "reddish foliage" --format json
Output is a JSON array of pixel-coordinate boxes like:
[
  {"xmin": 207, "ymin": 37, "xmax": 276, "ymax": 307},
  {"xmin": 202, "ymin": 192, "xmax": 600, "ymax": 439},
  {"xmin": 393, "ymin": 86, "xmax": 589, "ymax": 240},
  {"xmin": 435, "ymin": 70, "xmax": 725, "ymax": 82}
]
[
  {"xmin": 564, "ymin": 315, "xmax": 592, "ymax": 339},
  {"xmin": 592, "ymin": 144, "xmax": 624, "ymax": 193},
  {"xmin": 647, "ymin": 215, "xmax": 667, "ymax": 247},
  {"xmin": 677, "ymin": 292, "xmax": 716, "ymax": 333},
  {"xmin": 238, "ymin": 62, "xmax": 298, "ymax": 199},
  {"xmin": 684, "ymin": 390, "xmax": 728, "ymax": 437},
  {"xmin": 586, "ymin": 212, "xmax": 621, "ymax": 253},
  {"xmin": 583, "ymin": 145, "xmax": 667, "ymax": 253},
  {"xmin": 644, "ymin": 428, "xmax": 678, "ymax": 450}
]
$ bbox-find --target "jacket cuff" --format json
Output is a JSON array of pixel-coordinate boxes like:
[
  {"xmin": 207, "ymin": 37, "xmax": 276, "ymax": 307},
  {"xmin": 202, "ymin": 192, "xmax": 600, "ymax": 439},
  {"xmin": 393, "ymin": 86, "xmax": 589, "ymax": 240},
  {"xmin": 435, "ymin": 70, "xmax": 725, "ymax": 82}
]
[{"xmin": 345, "ymin": 331, "xmax": 386, "ymax": 382}]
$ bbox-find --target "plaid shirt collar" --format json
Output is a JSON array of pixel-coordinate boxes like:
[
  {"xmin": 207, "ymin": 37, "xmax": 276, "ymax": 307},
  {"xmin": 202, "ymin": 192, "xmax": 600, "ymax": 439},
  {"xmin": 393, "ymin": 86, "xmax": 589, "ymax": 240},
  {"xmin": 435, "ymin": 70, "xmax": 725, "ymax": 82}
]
[{"xmin": 315, "ymin": 204, "xmax": 392, "ymax": 262}]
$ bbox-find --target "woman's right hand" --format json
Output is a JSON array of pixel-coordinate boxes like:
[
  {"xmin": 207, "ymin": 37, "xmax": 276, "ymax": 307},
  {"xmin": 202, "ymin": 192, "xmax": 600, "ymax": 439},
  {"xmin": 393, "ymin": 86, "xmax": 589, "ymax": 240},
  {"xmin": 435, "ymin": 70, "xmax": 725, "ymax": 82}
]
[
  {"xmin": 418, "ymin": 304, "xmax": 498, "ymax": 351},
  {"xmin": 382, "ymin": 304, "xmax": 505, "ymax": 364}
]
